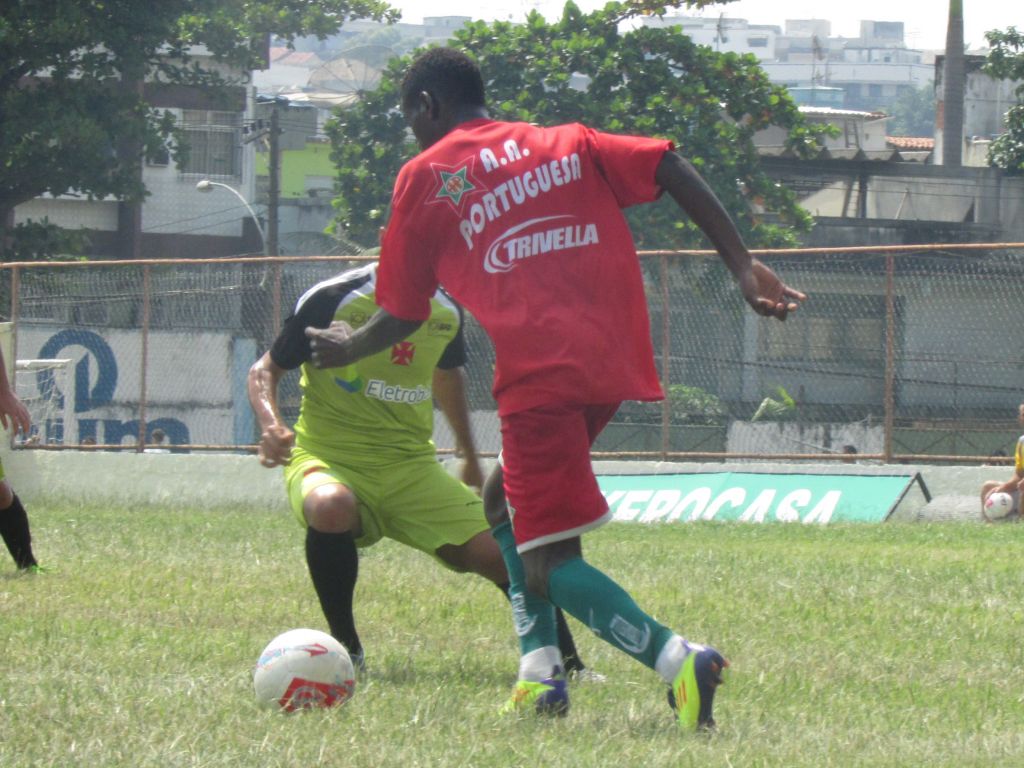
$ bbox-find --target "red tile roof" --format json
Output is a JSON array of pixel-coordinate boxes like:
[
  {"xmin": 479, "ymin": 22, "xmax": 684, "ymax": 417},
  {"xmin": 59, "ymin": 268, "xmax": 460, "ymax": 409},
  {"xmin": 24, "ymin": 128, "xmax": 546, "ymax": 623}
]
[
  {"xmin": 886, "ymin": 136, "xmax": 935, "ymax": 150},
  {"xmin": 278, "ymin": 51, "xmax": 321, "ymax": 67}
]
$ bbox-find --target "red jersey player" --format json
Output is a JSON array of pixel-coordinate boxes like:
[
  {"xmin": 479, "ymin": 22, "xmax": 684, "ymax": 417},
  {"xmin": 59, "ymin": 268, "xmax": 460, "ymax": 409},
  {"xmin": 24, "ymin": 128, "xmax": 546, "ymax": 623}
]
[{"xmin": 306, "ymin": 47, "xmax": 806, "ymax": 729}]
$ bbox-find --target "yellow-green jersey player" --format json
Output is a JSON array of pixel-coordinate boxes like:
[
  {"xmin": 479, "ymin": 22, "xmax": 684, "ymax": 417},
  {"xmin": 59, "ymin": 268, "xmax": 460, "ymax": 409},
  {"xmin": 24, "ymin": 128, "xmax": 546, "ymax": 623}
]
[
  {"xmin": 248, "ymin": 262, "xmax": 586, "ymax": 672},
  {"xmin": 286, "ymin": 262, "xmax": 469, "ymax": 470}
]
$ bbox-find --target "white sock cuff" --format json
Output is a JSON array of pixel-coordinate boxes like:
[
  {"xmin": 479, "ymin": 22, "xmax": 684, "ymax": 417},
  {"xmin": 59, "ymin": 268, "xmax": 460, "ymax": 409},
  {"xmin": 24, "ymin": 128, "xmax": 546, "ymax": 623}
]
[
  {"xmin": 519, "ymin": 645, "xmax": 563, "ymax": 681},
  {"xmin": 654, "ymin": 634, "xmax": 689, "ymax": 684}
]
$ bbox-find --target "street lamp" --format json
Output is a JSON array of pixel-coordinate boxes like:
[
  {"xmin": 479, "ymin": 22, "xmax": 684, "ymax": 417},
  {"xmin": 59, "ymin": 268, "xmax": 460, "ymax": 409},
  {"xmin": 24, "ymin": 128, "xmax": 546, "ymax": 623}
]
[{"xmin": 195, "ymin": 179, "xmax": 268, "ymax": 255}]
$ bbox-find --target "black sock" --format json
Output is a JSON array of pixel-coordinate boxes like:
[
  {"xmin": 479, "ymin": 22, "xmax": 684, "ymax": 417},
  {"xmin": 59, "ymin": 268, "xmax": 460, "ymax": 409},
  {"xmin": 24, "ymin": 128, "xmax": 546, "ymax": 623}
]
[
  {"xmin": 495, "ymin": 581, "xmax": 586, "ymax": 673},
  {"xmin": 555, "ymin": 605, "xmax": 585, "ymax": 674},
  {"xmin": 305, "ymin": 528, "xmax": 361, "ymax": 657},
  {"xmin": 0, "ymin": 494, "xmax": 37, "ymax": 569}
]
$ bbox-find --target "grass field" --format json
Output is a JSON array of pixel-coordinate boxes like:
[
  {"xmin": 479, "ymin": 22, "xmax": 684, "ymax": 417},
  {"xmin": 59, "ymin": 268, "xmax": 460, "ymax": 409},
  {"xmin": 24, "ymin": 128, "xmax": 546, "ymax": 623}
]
[{"xmin": 3, "ymin": 502, "xmax": 1024, "ymax": 767}]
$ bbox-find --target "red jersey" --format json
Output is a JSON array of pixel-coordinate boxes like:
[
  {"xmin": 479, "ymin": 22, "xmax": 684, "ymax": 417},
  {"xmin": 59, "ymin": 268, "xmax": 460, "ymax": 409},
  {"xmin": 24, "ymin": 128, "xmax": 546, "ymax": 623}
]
[{"xmin": 377, "ymin": 118, "xmax": 669, "ymax": 416}]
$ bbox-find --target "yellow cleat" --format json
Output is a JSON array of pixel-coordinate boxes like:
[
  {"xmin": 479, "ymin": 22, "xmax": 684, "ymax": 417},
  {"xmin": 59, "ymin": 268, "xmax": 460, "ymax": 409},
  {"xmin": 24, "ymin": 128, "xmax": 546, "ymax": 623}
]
[
  {"xmin": 500, "ymin": 674, "xmax": 569, "ymax": 717},
  {"xmin": 669, "ymin": 644, "xmax": 728, "ymax": 730}
]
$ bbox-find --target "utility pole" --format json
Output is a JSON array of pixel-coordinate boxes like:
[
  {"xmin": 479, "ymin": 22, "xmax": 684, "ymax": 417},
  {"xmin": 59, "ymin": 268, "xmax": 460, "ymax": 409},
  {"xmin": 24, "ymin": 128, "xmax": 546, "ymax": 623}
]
[
  {"xmin": 267, "ymin": 103, "xmax": 281, "ymax": 256},
  {"xmin": 941, "ymin": 0, "xmax": 965, "ymax": 167},
  {"xmin": 117, "ymin": 69, "xmax": 145, "ymax": 260},
  {"xmin": 244, "ymin": 95, "xmax": 284, "ymax": 255}
]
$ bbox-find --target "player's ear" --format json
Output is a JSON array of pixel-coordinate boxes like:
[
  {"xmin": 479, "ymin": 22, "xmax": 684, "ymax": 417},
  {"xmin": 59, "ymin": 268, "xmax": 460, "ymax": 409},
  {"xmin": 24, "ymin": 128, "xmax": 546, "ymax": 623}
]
[
  {"xmin": 403, "ymin": 91, "xmax": 430, "ymax": 123},
  {"xmin": 419, "ymin": 90, "xmax": 440, "ymax": 119},
  {"xmin": 408, "ymin": 91, "xmax": 426, "ymax": 114}
]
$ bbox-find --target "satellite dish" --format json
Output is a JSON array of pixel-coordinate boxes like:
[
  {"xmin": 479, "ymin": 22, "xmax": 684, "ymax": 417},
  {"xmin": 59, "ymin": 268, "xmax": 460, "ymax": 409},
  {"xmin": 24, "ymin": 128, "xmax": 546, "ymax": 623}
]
[{"xmin": 307, "ymin": 45, "xmax": 396, "ymax": 94}]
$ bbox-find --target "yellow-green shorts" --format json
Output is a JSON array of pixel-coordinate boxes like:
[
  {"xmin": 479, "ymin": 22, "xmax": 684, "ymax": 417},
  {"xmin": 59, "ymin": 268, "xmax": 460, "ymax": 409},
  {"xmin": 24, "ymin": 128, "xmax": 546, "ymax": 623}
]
[{"xmin": 283, "ymin": 445, "xmax": 487, "ymax": 568}]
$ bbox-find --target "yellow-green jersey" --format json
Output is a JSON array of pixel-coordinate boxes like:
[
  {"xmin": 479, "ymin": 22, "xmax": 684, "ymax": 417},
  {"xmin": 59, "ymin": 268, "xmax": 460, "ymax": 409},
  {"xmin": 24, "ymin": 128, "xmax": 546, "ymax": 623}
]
[
  {"xmin": 270, "ymin": 263, "xmax": 466, "ymax": 465},
  {"xmin": 1016, "ymin": 435, "xmax": 1024, "ymax": 475}
]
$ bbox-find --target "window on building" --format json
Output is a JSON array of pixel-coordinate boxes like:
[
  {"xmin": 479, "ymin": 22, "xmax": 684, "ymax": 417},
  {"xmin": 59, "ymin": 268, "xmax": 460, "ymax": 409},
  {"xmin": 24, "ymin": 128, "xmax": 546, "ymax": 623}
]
[
  {"xmin": 868, "ymin": 83, "xmax": 883, "ymax": 98},
  {"xmin": 872, "ymin": 22, "xmax": 903, "ymax": 41},
  {"xmin": 178, "ymin": 110, "xmax": 242, "ymax": 177},
  {"xmin": 305, "ymin": 175, "xmax": 335, "ymax": 197},
  {"xmin": 748, "ymin": 36, "xmax": 769, "ymax": 48}
]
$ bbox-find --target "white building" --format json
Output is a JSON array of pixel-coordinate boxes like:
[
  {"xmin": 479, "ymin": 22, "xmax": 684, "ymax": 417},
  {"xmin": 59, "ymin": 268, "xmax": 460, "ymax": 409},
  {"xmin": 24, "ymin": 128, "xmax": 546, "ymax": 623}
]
[
  {"xmin": 756, "ymin": 106, "xmax": 891, "ymax": 155},
  {"xmin": 765, "ymin": 20, "xmax": 933, "ymax": 112},
  {"xmin": 934, "ymin": 54, "xmax": 1023, "ymax": 167},
  {"xmin": 631, "ymin": 14, "xmax": 780, "ymax": 59},
  {"xmin": 634, "ymin": 15, "xmax": 933, "ymax": 112},
  {"xmin": 14, "ymin": 49, "xmax": 262, "ymax": 259}
]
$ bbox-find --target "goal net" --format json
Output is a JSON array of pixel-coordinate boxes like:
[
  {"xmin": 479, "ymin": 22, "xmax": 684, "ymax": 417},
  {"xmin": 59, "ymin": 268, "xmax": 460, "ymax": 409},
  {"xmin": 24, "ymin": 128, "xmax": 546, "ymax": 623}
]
[{"xmin": 15, "ymin": 358, "xmax": 72, "ymax": 445}]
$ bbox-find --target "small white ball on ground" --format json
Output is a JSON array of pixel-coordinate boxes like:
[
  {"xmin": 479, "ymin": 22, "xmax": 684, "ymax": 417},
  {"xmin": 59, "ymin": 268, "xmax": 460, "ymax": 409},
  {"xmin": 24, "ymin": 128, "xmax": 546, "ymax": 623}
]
[
  {"xmin": 253, "ymin": 628, "xmax": 356, "ymax": 712},
  {"xmin": 983, "ymin": 492, "xmax": 1017, "ymax": 523}
]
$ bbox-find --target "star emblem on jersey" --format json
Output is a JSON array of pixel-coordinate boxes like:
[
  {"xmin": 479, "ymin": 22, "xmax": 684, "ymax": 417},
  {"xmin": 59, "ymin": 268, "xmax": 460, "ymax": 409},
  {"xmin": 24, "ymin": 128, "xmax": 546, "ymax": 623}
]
[
  {"xmin": 436, "ymin": 167, "xmax": 474, "ymax": 205},
  {"xmin": 428, "ymin": 158, "xmax": 484, "ymax": 214},
  {"xmin": 391, "ymin": 341, "xmax": 415, "ymax": 366}
]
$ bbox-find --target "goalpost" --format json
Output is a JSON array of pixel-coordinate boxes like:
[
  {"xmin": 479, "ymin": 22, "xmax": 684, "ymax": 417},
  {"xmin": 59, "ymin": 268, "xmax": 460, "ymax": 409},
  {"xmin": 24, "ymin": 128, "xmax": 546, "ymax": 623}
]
[{"xmin": 15, "ymin": 358, "xmax": 73, "ymax": 445}]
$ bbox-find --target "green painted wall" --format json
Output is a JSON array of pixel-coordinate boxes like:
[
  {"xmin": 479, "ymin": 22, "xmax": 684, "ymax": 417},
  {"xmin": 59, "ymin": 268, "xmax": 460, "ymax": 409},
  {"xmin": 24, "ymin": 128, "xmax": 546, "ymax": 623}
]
[{"xmin": 255, "ymin": 141, "xmax": 336, "ymax": 199}]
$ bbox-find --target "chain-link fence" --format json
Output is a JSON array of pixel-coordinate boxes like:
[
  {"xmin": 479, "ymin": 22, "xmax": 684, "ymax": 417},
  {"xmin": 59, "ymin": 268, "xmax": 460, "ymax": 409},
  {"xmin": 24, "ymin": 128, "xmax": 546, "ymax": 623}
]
[{"xmin": 3, "ymin": 244, "xmax": 1022, "ymax": 464}]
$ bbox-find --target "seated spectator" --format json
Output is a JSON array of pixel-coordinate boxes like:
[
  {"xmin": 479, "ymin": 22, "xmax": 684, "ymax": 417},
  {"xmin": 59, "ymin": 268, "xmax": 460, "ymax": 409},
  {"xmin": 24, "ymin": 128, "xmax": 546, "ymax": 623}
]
[
  {"xmin": 979, "ymin": 404, "xmax": 1024, "ymax": 521},
  {"xmin": 144, "ymin": 428, "xmax": 171, "ymax": 454}
]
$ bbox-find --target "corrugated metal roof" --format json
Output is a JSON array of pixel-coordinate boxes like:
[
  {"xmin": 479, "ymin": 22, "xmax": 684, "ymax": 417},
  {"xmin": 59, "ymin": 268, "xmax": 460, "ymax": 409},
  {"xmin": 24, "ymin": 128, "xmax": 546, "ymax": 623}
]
[{"xmin": 799, "ymin": 106, "xmax": 888, "ymax": 120}]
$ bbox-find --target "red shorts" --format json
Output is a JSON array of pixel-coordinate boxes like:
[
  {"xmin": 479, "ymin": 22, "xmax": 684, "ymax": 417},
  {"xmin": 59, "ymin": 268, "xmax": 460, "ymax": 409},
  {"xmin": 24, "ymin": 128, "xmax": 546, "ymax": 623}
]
[{"xmin": 501, "ymin": 402, "xmax": 619, "ymax": 553}]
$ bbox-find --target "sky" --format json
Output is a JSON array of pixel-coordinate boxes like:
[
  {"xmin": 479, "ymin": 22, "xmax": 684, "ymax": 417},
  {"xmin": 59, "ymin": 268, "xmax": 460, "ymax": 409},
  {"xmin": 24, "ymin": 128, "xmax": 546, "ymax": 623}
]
[{"xmin": 392, "ymin": 0, "xmax": 1013, "ymax": 51}]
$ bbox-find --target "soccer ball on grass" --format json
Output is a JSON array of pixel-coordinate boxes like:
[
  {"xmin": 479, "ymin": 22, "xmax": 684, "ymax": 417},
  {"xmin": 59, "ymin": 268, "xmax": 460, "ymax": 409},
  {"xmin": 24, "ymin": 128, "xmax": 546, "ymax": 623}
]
[
  {"xmin": 982, "ymin": 491, "xmax": 1017, "ymax": 523},
  {"xmin": 253, "ymin": 628, "xmax": 356, "ymax": 712}
]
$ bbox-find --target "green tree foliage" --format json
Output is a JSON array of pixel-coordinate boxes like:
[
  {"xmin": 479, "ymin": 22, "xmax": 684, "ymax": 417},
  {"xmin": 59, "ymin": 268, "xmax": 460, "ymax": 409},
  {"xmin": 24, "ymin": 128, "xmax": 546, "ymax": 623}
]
[
  {"xmin": 2, "ymin": 220, "xmax": 91, "ymax": 262},
  {"xmin": 1, "ymin": 0, "xmax": 397, "ymax": 258},
  {"xmin": 984, "ymin": 27, "xmax": 1024, "ymax": 174},
  {"xmin": 751, "ymin": 385, "xmax": 796, "ymax": 422},
  {"xmin": 336, "ymin": 25, "xmax": 424, "ymax": 59},
  {"xmin": 618, "ymin": 384, "xmax": 727, "ymax": 425},
  {"xmin": 885, "ymin": 84, "xmax": 937, "ymax": 137},
  {"xmin": 327, "ymin": 1, "xmax": 830, "ymax": 249}
]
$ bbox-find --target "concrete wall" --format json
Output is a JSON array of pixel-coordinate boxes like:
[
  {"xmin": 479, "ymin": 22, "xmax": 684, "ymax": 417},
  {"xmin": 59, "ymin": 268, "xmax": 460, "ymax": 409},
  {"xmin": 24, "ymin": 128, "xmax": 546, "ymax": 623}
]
[{"xmin": 3, "ymin": 447, "xmax": 1001, "ymax": 512}]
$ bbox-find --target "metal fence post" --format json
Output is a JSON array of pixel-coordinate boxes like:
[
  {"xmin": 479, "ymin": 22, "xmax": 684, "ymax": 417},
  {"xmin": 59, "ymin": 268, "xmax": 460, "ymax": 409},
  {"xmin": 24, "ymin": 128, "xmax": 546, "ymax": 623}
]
[
  {"xmin": 660, "ymin": 253, "xmax": 671, "ymax": 459},
  {"xmin": 9, "ymin": 266, "xmax": 19, "ymax": 451},
  {"xmin": 138, "ymin": 263, "xmax": 151, "ymax": 452},
  {"xmin": 272, "ymin": 261, "xmax": 283, "ymax": 339},
  {"xmin": 884, "ymin": 252, "xmax": 895, "ymax": 463}
]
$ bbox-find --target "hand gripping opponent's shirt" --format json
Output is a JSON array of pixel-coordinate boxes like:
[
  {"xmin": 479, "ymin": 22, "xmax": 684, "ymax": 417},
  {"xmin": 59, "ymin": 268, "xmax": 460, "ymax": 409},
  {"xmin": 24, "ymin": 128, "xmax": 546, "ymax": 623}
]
[
  {"xmin": 270, "ymin": 263, "xmax": 465, "ymax": 463},
  {"xmin": 376, "ymin": 119, "xmax": 670, "ymax": 416}
]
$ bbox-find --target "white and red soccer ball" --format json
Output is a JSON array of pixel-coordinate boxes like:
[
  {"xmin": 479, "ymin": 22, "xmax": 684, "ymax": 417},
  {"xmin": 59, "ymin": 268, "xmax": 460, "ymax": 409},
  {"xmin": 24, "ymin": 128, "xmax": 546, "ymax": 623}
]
[
  {"xmin": 254, "ymin": 628, "xmax": 355, "ymax": 712},
  {"xmin": 983, "ymin": 492, "xmax": 1017, "ymax": 523}
]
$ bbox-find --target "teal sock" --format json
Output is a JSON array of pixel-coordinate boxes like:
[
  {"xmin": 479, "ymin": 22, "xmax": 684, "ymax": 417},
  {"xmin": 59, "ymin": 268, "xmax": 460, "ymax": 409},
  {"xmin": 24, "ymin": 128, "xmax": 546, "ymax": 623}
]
[
  {"xmin": 491, "ymin": 521, "xmax": 559, "ymax": 656},
  {"xmin": 547, "ymin": 556, "xmax": 673, "ymax": 670}
]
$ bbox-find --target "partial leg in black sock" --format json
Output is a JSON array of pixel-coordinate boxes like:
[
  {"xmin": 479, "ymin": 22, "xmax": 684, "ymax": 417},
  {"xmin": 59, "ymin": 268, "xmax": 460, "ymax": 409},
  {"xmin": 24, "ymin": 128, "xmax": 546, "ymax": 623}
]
[
  {"xmin": 305, "ymin": 527, "xmax": 361, "ymax": 658},
  {"xmin": 554, "ymin": 605, "xmax": 585, "ymax": 674},
  {"xmin": 0, "ymin": 494, "xmax": 37, "ymax": 569}
]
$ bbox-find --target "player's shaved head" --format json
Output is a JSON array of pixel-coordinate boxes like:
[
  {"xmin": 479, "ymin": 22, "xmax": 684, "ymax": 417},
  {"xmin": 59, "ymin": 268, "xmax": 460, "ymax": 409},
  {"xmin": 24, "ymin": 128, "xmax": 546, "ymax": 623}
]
[{"xmin": 400, "ymin": 47, "xmax": 485, "ymax": 112}]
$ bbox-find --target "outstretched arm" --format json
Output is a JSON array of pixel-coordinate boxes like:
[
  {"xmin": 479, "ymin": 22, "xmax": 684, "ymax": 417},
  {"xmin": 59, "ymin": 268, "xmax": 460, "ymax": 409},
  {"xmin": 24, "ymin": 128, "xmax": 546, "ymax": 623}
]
[
  {"xmin": 433, "ymin": 366, "xmax": 483, "ymax": 493},
  {"xmin": 994, "ymin": 467, "xmax": 1024, "ymax": 496},
  {"xmin": 247, "ymin": 352, "xmax": 294, "ymax": 468},
  {"xmin": 654, "ymin": 151, "xmax": 806, "ymax": 321},
  {"xmin": 305, "ymin": 309, "xmax": 422, "ymax": 369},
  {"xmin": 0, "ymin": 348, "xmax": 30, "ymax": 435}
]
